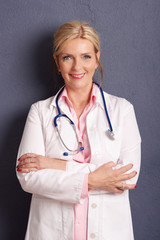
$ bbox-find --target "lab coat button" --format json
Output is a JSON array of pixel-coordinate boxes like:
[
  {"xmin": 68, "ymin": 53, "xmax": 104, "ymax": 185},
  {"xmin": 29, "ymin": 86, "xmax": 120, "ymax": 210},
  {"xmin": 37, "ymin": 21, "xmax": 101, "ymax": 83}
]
[
  {"xmin": 90, "ymin": 127, "xmax": 96, "ymax": 132},
  {"xmin": 91, "ymin": 203, "xmax": 97, "ymax": 208},
  {"xmin": 90, "ymin": 233, "xmax": 96, "ymax": 238}
]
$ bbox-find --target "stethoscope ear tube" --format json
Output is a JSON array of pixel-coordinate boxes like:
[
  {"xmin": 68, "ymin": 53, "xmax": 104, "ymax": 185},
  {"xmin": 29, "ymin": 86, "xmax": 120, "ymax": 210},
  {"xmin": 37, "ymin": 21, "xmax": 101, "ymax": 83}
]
[{"xmin": 63, "ymin": 147, "xmax": 84, "ymax": 156}]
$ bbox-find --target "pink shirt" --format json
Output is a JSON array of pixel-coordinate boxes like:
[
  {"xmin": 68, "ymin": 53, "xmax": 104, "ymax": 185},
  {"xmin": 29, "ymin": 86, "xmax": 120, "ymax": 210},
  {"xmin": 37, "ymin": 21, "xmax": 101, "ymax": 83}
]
[{"xmin": 60, "ymin": 84, "xmax": 98, "ymax": 240}]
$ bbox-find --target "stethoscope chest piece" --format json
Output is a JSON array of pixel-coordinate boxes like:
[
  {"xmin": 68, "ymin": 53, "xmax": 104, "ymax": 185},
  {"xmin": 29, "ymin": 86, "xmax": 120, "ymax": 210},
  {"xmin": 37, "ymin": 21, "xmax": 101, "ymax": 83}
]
[{"xmin": 106, "ymin": 129, "xmax": 115, "ymax": 140}]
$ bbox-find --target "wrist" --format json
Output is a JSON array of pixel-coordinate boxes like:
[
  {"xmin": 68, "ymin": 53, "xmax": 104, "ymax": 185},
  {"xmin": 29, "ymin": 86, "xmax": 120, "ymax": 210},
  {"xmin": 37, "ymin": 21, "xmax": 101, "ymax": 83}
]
[
  {"xmin": 88, "ymin": 172, "xmax": 96, "ymax": 190},
  {"xmin": 52, "ymin": 158, "xmax": 66, "ymax": 171}
]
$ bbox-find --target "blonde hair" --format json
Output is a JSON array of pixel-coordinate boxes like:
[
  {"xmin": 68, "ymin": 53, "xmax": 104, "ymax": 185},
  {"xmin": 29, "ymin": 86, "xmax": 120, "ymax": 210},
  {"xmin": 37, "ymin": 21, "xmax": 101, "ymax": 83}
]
[{"xmin": 53, "ymin": 20, "xmax": 103, "ymax": 83}]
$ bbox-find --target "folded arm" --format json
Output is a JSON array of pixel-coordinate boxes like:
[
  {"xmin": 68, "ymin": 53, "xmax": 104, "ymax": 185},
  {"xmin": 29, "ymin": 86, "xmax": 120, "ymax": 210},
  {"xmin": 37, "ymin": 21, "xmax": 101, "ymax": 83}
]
[{"xmin": 17, "ymin": 101, "xmax": 141, "ymax": 202}]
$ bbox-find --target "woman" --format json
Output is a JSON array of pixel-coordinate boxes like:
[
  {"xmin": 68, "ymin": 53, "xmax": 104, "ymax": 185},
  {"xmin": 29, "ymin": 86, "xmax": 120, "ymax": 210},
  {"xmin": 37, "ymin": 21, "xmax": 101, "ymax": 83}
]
[{"xmin": 16, "ymin": 20, "xmax": 141, "ymax": 240}]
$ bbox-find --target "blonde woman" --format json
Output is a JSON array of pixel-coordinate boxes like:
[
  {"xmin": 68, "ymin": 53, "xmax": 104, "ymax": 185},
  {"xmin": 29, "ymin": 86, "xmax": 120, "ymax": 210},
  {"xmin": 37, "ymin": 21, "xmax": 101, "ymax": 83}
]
[{"xmin": 16, "ymin": 20, "xmax": 141, "ymax": 240}]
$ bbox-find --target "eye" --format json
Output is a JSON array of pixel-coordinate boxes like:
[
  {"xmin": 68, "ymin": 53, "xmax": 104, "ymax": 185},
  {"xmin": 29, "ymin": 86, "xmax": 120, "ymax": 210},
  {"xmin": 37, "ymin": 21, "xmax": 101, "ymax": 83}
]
[
  {"xmin": 83, "ymin": 55, "xmax": 91, "ymax": 59},
  {"xmin": 63, "ymin": 56, "xmax": 71, "ymax": 61}
]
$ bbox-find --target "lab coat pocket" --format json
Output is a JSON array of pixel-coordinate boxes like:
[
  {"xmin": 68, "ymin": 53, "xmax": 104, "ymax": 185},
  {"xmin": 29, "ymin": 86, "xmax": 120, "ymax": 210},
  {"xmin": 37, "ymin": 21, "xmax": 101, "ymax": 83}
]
[
  {"xmin": 27, "ymin": 195, "xmax": 63, "ymax": 240},
  {"xmin": 103, "ymin": 126, "xmax": 122, "ymax": 160},
  {"xmin": 102, "ymin": 192, "xmax": 133, "ymax": 240}
]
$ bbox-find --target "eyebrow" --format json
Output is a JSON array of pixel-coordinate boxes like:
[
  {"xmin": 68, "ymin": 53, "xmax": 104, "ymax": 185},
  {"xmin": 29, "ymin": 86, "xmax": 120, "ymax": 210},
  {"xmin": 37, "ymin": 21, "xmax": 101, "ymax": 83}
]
[{"xmin": 60, "ymin": 52, "xmax": 93, "ymax": 56}]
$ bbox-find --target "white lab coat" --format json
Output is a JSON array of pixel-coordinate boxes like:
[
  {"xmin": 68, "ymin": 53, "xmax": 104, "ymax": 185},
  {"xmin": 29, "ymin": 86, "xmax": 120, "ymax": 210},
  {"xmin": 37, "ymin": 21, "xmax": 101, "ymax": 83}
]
[{"xmin": 16, "ymin": 87, "xmax": 141, "ymax": 240}]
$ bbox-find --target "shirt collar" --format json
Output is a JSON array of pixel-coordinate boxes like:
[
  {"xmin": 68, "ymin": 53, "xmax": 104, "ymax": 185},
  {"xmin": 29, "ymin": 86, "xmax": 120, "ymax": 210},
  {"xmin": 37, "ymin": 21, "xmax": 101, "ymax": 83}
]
[
  {"xmin": 50, "ymin": 83, "xmax": 112, "ymax": 111},
  {"xmin": 60, "ymin": 83, "xmax": 98, "ymax": 109}
]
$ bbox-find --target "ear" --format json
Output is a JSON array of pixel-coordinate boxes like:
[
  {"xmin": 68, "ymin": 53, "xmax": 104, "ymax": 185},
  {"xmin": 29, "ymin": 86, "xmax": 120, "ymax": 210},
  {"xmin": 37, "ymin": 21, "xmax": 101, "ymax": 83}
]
[
  {"xmin": 95, "ymin": 51, "xmax": 100, "ymax": 68},
  {"xmin": 53, "ymin": 54, "xmax": 60, "ymax": 72}
]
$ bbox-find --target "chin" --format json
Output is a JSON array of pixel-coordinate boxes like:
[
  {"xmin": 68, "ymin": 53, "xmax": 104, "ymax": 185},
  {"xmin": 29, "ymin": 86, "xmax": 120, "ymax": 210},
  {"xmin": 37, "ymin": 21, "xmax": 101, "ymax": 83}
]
[{"xmin": 70, "ymin": 80, "xmax": 92, "ymax": 89}]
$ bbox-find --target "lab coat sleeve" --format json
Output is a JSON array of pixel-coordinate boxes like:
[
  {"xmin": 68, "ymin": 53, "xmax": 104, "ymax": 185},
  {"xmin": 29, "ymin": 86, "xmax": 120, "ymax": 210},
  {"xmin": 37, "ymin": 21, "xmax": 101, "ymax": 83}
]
[
  {"xmin": 67, "ymin": 162, "xmax": 110, "ymax": 195},
  {"xmin": 16, "ymin": 104, "xmax": 88, "ymax": 204},
  {"xmin": 68, "ymin": 101, "xmax": 141, "ymax": 193},
  {"xmin": 67, "ymin": 161, "xmax": 97, "ymax": 173},
  {"xmin": 119, "ymin": 102, "xmax": 141, "ymax": 184}
]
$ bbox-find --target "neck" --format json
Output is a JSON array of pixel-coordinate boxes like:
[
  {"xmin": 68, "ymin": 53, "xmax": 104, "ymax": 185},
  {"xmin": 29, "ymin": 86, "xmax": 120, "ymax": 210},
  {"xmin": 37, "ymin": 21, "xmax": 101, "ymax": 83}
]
[{"xmin": 66, "ymin": 83, "xmax": 93, "ymax": 119}]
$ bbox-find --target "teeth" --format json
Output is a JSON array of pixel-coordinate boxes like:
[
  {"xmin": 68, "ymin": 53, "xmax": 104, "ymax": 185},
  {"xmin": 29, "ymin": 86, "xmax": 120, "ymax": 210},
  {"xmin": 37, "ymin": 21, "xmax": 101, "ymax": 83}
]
[{"xmin": 71, "ymin": 74, "xmax": 85, "ymax": 78}]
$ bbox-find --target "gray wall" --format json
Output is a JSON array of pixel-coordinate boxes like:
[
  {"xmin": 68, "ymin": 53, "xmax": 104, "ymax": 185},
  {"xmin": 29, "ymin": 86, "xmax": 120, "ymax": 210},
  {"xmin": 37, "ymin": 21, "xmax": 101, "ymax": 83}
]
[{"xmin": 0, "ymin": 0, "xmax": 160, "ymax": 239}]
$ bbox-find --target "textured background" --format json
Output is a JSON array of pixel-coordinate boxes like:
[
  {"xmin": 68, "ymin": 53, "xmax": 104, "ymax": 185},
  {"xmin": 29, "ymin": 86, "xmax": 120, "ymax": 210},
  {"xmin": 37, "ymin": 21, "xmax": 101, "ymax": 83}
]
[{"xmin": 0, "ymin": 0, "xmax": 160, "ymax": 239}]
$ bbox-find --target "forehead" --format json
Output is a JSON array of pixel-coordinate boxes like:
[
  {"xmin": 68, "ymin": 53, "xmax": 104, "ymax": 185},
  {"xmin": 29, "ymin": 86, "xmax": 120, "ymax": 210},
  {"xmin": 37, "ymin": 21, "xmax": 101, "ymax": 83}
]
[{"xmin": 60, "ymin": 38, "xmax": 95, "ymax": 54}]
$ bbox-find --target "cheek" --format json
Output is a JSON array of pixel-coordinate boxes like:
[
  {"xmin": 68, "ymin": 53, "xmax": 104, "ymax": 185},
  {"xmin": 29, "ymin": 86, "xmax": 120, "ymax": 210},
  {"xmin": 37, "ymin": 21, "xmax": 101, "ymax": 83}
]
[
  {"xmin": 59, "ymin": 63, "xmax": 70, "ymax": 74},
  {"xmin": 88, "ymin": 59, "xmax": 98, "ymax": 69},
  {"xmin": 87, "ymin": 62, "xmax": 97, "ymax": 73}
]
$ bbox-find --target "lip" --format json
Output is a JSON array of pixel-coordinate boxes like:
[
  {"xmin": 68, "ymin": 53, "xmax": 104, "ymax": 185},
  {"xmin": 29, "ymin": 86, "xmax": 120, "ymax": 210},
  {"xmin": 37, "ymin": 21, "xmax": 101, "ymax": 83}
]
[{"xmin": 70, "ymin": 73, "xmax": 85, "ymax": 79}]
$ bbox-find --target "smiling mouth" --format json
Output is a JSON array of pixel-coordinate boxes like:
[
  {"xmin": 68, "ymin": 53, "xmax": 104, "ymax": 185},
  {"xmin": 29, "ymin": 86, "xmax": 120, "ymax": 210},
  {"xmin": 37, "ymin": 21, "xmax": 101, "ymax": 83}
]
[{"xmin": 70, "ymin": 73, "xmax": 85, "ymax": 79}]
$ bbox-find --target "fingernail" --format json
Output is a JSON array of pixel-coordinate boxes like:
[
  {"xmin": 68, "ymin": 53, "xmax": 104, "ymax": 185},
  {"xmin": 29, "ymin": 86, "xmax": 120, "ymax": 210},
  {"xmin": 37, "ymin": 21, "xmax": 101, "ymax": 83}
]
[
  {"xmin": 17, "ymin": 168, "xmax": 22, "ymax": 172},
  {"xmin": 135, "ymin": 171, "xmax": 137, "ymax": 174},
  {"xmin": 135, "ymin": 185, "xmax": 137, "ymax": 188},
  {"xmin": 18, "ymin": 158, "xmax": 20, "ymax": 161}
]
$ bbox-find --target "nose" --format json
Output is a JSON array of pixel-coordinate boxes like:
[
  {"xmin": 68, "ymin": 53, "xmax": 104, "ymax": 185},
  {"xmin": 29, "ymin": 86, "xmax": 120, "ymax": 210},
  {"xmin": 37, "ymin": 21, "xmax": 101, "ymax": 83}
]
[{"xmin": 72, "ymin": 57, "xmax": 82, "ymax": 71}]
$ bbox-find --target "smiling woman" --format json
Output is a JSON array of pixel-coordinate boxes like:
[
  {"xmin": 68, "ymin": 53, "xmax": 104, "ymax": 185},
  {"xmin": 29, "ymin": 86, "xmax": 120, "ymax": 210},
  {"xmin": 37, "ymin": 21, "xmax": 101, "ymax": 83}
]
[
  {"xmin": 16, "ymin": 20, "xmax": 141, "ymax": 240},
  {"xmin": 54, "ymin": 20, "xmax": 103, "ymax": 84}
]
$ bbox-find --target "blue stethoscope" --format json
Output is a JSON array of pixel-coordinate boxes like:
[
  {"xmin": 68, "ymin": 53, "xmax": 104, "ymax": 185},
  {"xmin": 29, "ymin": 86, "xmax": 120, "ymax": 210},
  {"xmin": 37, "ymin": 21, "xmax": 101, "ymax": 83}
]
[{"xmin": 54, "ymin": 82, "xmax": 115, "ymax": 156}]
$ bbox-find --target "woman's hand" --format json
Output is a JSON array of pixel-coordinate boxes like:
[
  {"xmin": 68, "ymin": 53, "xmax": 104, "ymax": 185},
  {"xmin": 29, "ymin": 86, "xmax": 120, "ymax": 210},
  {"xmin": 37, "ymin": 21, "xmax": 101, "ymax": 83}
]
[
  {"xmin": 17, "ymin": 153, "xmax": 66, "ymax": 173},
  {"xmin": 88, "ymin": 161, "xmax": 137, "ymax": 193}
]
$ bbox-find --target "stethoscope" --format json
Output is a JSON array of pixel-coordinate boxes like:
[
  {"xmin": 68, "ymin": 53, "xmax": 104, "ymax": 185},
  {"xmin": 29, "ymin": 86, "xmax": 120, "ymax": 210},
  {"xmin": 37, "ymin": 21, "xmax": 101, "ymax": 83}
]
[{"xmin": 54, "ymin": 82, "xmax": 115, "ymax": 156}]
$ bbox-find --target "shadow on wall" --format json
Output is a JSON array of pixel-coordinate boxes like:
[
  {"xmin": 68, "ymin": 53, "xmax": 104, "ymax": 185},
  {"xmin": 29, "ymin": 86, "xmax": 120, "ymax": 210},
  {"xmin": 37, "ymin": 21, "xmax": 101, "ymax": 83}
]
[
  {"xmin": 0, "ymin": 32, "xmax": 64, "ymax": 239},
  {"xmin": 0, "ymin": 114, "xmax": 31, "ymax": 240}
]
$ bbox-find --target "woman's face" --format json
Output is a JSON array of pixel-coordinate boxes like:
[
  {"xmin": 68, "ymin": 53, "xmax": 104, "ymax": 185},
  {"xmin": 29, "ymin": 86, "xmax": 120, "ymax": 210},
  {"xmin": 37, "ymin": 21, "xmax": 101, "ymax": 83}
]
[{"xmin": 54, "ymin": 38, "xmax": 100, "ymax": 90}]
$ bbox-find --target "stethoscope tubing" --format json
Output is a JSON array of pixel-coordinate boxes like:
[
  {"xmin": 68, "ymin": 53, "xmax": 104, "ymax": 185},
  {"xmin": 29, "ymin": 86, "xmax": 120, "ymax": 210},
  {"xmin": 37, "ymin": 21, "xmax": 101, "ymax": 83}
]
[
  {"xmin": 54, "ymin": 82, "xmax": 114, "ymax": 156},
  {"xmin": 94, "ymin": 82, "xmax": 113, "ymax": 133}
]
